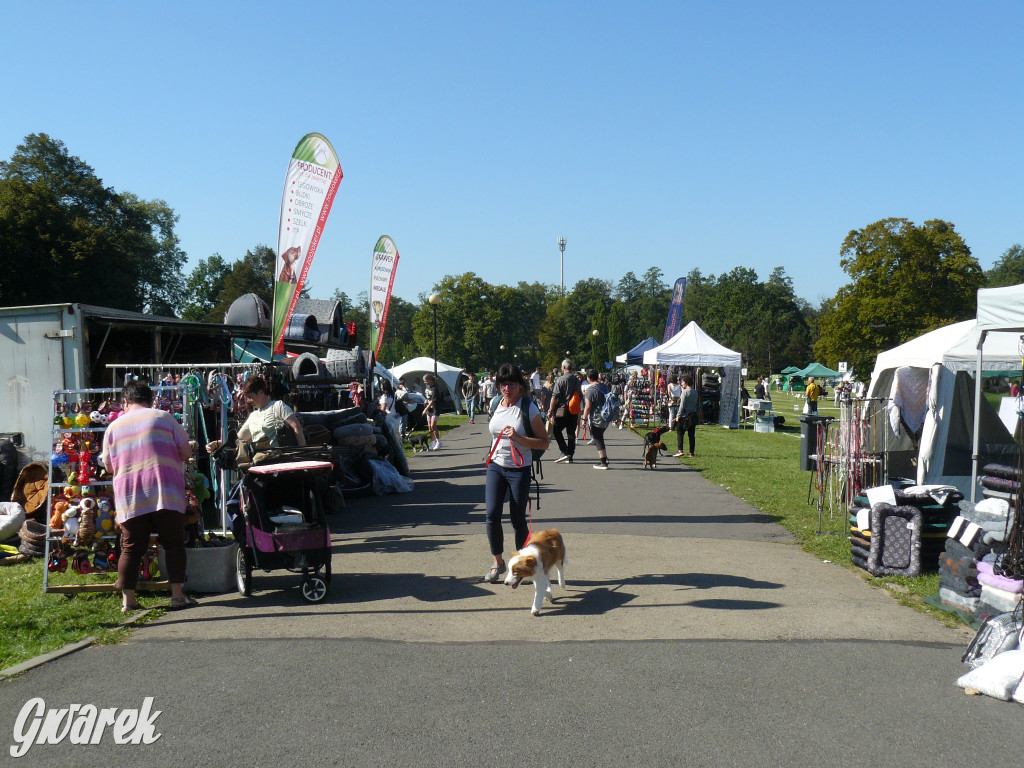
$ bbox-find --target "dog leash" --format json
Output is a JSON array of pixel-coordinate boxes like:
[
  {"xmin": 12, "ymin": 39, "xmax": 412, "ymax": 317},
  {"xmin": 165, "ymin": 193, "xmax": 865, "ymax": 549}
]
[{"xmin": 485, "ymin": 434, "xmax": 525, "ymax": 467}]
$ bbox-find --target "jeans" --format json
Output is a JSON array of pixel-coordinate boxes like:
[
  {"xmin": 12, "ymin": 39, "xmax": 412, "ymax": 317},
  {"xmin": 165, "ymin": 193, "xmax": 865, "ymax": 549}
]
[
  {"xmin": 118, "ymin": 509, "xmax": 186, "ymax": 590},
  {"xmin": 485, "ymin": 462, "xmax": 532, "ymax": 557},
  {"xmin": 552, "ymin": 413, "xmax": 579, "ymax": 458},
  {"xmin": 466, "ymin": 397, "xmax": 476, "ymax": 420}
]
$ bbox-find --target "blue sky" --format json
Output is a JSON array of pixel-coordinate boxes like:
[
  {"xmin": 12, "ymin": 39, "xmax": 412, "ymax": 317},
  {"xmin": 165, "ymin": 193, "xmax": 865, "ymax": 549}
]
[{"xmin": 2, "ymin": 1, "xmax": 1021, "ymax": 309}]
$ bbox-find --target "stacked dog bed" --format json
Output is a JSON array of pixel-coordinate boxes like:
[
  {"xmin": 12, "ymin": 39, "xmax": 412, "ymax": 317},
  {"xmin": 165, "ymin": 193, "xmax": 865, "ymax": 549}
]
[
  {"xmin": 297, "ymin": 405, "xmax": 410, "ymax": 500},
  {"xmin": 849, "ymin": 484, "xmax": 960, "ymax": 577},
  {"xmin": 939, "ymin": 497, "xmax": 1014, "ymax": 618}
]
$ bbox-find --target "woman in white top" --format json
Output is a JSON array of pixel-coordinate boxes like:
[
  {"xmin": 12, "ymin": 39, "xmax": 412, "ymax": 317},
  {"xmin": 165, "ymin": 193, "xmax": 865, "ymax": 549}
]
[{"xmin": 482, "ymin": 363, "xmax": 549, "ymax": 583}]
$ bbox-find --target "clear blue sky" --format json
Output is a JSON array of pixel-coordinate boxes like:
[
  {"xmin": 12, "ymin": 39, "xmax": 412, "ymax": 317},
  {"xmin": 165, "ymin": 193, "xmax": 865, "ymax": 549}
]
[{"xmin": 3, "ymin": 1, "xmax": 1021, "ymax": 309}]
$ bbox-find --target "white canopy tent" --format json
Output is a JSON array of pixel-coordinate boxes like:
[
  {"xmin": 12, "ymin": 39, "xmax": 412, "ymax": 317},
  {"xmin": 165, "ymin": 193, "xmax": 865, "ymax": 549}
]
[
  {"xmin": 971, "ymin": 284, "xmax": 1024, "ymax": 499},
  {"xmin": 389, "ymin": 356, "xmax": 466, "ymax": 413},
  {"xmin": 642, "ymin": 321, "xmax": 742, "ymax": 367},
  {"xmin": 867, "ymin": 317, "xmax": 1022, "ymax": 498},
  {"xmin": 643, "ymin": 321, "xmax": 742, "ymax": 428}
]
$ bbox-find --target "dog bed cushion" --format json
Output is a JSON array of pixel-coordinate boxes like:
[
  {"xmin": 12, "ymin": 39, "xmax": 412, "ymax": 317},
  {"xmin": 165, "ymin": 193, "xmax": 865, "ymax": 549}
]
[
  {"xmin": 982, "ymin": 463, "xmax": 1021, "ymax": 481},
  {"xmin": 868, "ymin": 503, "xmax": 922, "ymax": 577},
  {"xmin": 940, "ymin": 572, "xmax": 981, "ymax": 597},
  {"xmin": 977, "ymin": 561, "xmax": 1024, "ymax": 593},
  {"xmin": 943, "ymin": 537, "xmax": 990, "ymax": 562},
  {"xmin": 0, "ymin": 502, "xmax": 26, "ymax": 542},
  {"xmin": 980, "ymin": 475, "xmax": 1020, "ymax": 494},
  {"xmin": 851, "ymin": 553, "xmax": 869, "ymax": 571}
]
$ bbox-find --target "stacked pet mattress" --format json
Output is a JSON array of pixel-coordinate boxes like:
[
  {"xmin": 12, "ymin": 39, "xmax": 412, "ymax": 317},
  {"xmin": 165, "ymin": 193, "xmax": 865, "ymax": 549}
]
[
  {"xmin": 977, "ymin": 556, "xmax": 1022, "ymax": 618},
  {"xmin": 938, "ymin": 497, "xmax": 1013, "ymax": 618},
  {"xmin": 849, "ymin": 484, "xmax": 960, "ymax": 577},
  {"xmin": 979, "ymin": 463, "xmax": 1020, "ymax": 501}
]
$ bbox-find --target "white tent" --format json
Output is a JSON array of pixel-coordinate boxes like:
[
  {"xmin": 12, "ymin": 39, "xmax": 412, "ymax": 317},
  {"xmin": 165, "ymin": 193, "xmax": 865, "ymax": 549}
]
[
  {"xmin": 969, "ymin": 284, "xmax": 1024, "ymax": 498},
  {"xmin": 642, "ymin": 321, "xmax": 742, "ymax": 367},
  {"xmin": 643, "ymin": 321, "xmax": 742, "ymax": 428},
  {"xmin": 389, "ymin": 357, "xmax": 466, "ymax": 413},
  {"xmin": 867, "ymin": 318, "xmax": 1021, "ymax": 497}
]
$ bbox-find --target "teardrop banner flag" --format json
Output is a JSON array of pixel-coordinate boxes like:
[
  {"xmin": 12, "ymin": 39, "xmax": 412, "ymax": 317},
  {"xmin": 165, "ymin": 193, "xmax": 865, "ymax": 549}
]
[
  {"xmin": 662, "ymin": 277, "xmax": 686, "ymax": 342},
  {"xmin": 369, "ymin": 235, "xmax": 400, "ymax": 357},
  {"xmin": 272, "ymin": 133, "xmax": 343, "ymax": 354}
]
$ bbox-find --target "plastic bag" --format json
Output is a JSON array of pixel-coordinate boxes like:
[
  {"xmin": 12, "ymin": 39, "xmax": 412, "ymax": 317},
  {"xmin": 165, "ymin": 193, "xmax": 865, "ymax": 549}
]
[
  {"xmin": 368, "ymin": 457, "xmax": 414, "ymax": 495},
  {"xmin": 956, "ymin": 648, "xmax": 1024, "ymax": 700},
  {"xmin": 962, "ymin": 610, "xmax": 1022, "ymax": 669}
]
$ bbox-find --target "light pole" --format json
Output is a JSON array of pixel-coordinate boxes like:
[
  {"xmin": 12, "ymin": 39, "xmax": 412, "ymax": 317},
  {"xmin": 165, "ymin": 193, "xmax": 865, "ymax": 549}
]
[
  {"xmin": 558, "ymin": 237, "xmax": 567, "ymax": 297},
  {"xmin": 429, "ymin": 293, "xmax": 440, "ymax": 386},
  {"xmin": 591, "ymin": 329, "xmax": 599, "ymax": 371}
]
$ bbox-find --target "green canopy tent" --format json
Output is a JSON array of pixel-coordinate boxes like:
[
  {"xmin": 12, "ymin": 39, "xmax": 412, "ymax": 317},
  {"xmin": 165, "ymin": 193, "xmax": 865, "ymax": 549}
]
[
  {"xmin": 797, "ymin": 362, "xmax": 841, "ymax": 380},
  {"xmin": 780, "ymin": 366, "xmax": 801, "ymax": 374}
]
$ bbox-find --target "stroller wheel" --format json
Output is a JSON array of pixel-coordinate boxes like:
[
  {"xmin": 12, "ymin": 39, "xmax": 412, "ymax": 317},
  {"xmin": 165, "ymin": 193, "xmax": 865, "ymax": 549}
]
[
  {"xmin": 236, "ymin": 547, "xmax": 252, "ymax": 597},
  {"xmin": 301, "ymin": 574, "xmax": 327, "ymax": 603}
]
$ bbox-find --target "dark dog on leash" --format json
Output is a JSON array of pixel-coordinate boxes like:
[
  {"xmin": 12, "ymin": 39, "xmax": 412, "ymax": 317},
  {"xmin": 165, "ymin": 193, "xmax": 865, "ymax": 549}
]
[
  {"xmin": 641, "ymin": 425, "xmax": 671, "ymax": 456},
  {"xmin": 643, "ymin": 441, "xmax": 667, "ymax": 469},
  {"xmin": 407, "ymin": 433, "xmax": 431, "ymax": 453}
]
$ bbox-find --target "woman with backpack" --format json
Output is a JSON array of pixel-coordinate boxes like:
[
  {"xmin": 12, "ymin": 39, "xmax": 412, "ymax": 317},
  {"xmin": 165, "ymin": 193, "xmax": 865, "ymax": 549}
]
[
  {"xmin": 481, "ymin": 363, "xmax": 549, "ymax": 583},
  {"xmin": 581, "ymin": 369, "xmax": 611, "ymax": 470}
]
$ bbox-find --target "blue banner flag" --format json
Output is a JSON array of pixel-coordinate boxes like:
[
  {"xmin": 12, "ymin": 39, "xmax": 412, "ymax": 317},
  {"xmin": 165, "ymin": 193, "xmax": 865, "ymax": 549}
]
[{"xmin": 663, "ymin": 277, "xmax": 686, "ymax": 342}]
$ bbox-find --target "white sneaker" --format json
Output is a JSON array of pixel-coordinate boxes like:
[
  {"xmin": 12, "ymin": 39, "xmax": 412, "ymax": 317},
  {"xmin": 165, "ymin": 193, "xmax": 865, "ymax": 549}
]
[
  {"xmin": 436, "ymin": 440, "xmax": 442, "ymax": 450},
  {"xmin": 429, "ymin": 440, "xmax": 439, "ymax": 451},
  {"xmin": 586, "ymin": 439, "xmax": 594, "ymax": 445},
  {"xmin": 593, "ymin": 463, "xmax": 608, "ymax": 470}
]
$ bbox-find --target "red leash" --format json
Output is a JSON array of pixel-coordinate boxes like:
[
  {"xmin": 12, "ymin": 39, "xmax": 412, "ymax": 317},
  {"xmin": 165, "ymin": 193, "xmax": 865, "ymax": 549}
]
[{"xmin": 485, "ymin": 433, "xmax": 533, "ymax": 546}]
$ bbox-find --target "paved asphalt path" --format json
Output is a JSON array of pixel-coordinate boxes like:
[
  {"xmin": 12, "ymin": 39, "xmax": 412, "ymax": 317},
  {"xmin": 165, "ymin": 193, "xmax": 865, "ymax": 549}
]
[{"xmin": 3, "ymin": 421, "xmax": 1024, "ymax": 767}]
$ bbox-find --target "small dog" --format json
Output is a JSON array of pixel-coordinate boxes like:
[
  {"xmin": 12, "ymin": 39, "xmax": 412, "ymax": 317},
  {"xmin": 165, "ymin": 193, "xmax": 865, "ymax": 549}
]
[
  {"xmin": 407, "ymin": 433, "xmax": 430, "ymax": 453},
  {"xmin": 644, "ymin": 440, "xmax": 666, "ymax": 469},
  {"xmin": 504, "ymin": 529, "xmax": 567, "ymax": 616},
  {"xmin": 642, "ymin": 425, "xmax": 671, "ymax": 456}
]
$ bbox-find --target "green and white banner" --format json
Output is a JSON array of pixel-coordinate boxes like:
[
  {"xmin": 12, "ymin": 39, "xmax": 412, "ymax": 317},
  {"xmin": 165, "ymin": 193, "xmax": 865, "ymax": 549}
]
[
  {"xmin": 369, "ymin": 235, "xmax": 400, "ymax": 357},
  {"xmin": 272, "ymin": 133, "xmax": 342, "ymax": 354}
]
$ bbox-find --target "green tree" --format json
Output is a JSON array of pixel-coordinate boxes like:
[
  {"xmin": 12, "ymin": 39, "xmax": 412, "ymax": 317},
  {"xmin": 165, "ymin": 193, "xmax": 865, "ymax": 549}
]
[
  {"xmin": 0, "ymin": 133, "xmax": 186, "ymax": 312},
  {"xmin": 209, "ymin": 245, "xmax": 275, "ymax": 320},
  {"xmin": 815, "ymin": 218, "xmax": 982, "ymax": 376},
  {"xmin": 985, "ymin": 244, "xmax": 1024, "ymax": 288},
  {"xmin": 181, "ymin": 253, "xmax": 231, "ymax": 321}
]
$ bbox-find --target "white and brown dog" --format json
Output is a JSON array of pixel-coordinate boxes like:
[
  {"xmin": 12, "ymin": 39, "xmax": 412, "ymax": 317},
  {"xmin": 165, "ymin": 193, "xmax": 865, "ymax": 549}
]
[{"xmin": 504, "ymin": 529, "xmax": 566, "ymax": 616}]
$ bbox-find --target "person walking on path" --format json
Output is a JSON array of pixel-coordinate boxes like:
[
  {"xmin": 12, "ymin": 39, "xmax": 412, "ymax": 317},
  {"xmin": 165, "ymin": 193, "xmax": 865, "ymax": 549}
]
[
  {"xmin": 548, "ymin": 358, "xmax": 582, "ymax": 464},
  {"xmin": 462, "ymin": 373, "xmax": 479, "ymax": 424},
  {"xmin": 805, "ymin": 376, "xmax": 820, "ymax": 415},
  {"xmin": 482, "ymin": 363, "xmax": 549, "ymax": 583},
  {"xmin": 581, "ymin": 369, "xmax": 611, "ymax": 469},
  {"xmin": 481, "ymin": 373, "xmax": 498, "ymax": 420},
  {"xmin": 424, "ymin": 373, "xmax": 442, "ymax": 450},
  {"xmin": 673, "ymin": 373, "xmax": 699, "ymax": 458},
  {"xmin": 102, "ymin": 380, "xmax": 194, "ymax": 613}
]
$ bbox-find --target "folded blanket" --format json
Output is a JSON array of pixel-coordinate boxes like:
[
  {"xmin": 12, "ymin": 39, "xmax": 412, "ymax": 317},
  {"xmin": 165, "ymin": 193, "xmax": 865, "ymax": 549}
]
[
  {"xmin": 850, "ymin": 543, "xmax": 871, "ymax": 561},
  {"xmin": 901, "ymin": 484, "xmax": 963, "ymax": 506},
  {"xmin": 940, "ymin": 587, "xmax": 981, "ymax": 612},
  {"xmin": 940, "ymin": 553, "xmax": 979, "ymax": 581},
  {"xmin": 851, "ymin": 553, "xmax": 869, "ymax": 571},
  {"xmin": 980, "ymin": 584, "xmax": 1022, "ymax": 613},
  {"xmin": 939, "ymin": 572, "xmax": 982, "ymax": 597},
  {"xmin": 948, "ymin": 517, "xmax": 983, "ymax": 548},
  {"xmin": 944, "ymin": 537, "xmax": 991, "ymax": 562},
  {"xmin": 976, "ymin": 565, "xmax": 1024, "ymax": 594}
]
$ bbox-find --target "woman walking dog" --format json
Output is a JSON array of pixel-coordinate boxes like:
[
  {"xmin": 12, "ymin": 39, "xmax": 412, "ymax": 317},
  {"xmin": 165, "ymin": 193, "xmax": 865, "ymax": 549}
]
[{"xmin": 481, "ymin": 363, "xmax": 549, "ymax": 583}]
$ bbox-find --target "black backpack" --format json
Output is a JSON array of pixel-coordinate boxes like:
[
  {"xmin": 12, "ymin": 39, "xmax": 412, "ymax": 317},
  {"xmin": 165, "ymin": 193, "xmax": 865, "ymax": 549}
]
[{"xmin": 519, "ymin": 396, "xmax": 546, "ymax": 508}]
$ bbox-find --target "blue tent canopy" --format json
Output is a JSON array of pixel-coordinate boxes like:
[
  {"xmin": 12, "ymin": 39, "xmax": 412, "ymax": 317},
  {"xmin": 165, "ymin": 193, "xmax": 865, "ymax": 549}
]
[{"xmin": 615, "ymin": 337, "xmax": 659, "ymax": 365}]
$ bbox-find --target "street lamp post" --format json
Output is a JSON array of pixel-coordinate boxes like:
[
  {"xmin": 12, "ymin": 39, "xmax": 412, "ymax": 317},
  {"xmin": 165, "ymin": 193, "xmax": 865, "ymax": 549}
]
[
  {"xmin": 429, "ymin": 293, "xmax": 440, "ymax": 386},
  {"xmin": 558, "ymin": 237, "xmax": 567, "ymax": 297},
  {"xmin": 591, "ymin": 329, "xmax": 600, "ymax": 371}
]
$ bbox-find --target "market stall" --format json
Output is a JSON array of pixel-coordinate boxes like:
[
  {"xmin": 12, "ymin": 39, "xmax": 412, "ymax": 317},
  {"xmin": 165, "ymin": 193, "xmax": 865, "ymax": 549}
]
[{"xmin": 642, "ymin": 321, "xmax": 742, "ymax": 428}]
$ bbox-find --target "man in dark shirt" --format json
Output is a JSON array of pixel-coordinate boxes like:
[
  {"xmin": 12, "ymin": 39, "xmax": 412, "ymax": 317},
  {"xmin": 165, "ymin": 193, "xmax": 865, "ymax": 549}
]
[{"xmin": 547, "ymin": 358, "xmax": 581, "ymax": 463}]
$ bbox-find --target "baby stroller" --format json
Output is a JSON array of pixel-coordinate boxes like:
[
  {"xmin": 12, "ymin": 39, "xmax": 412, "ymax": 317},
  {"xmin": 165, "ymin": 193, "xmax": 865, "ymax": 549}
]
[{"xmin": 233, "ymin": 460, "xmax": 333, "ymax": 603}]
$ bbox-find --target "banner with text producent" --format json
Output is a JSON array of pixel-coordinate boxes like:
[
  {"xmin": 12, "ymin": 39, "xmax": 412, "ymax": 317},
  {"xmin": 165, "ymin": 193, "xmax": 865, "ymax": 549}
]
[
  {"xmin": 662, "ymin": 277, "xmax": 686, "ymax": 342},
  {"xmin": 369, "ymin": 235, "xmax": 400, "ymax": 357},
  {"xmin": 272, "ymin": 133, "xmax": 343, "ymax": 354}
]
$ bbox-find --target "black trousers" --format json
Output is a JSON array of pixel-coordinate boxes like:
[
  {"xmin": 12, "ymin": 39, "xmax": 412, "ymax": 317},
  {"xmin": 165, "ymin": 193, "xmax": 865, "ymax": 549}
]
[{"xmin": 552, "ymin": 413, "xmax": 579, "ymax": 458}]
